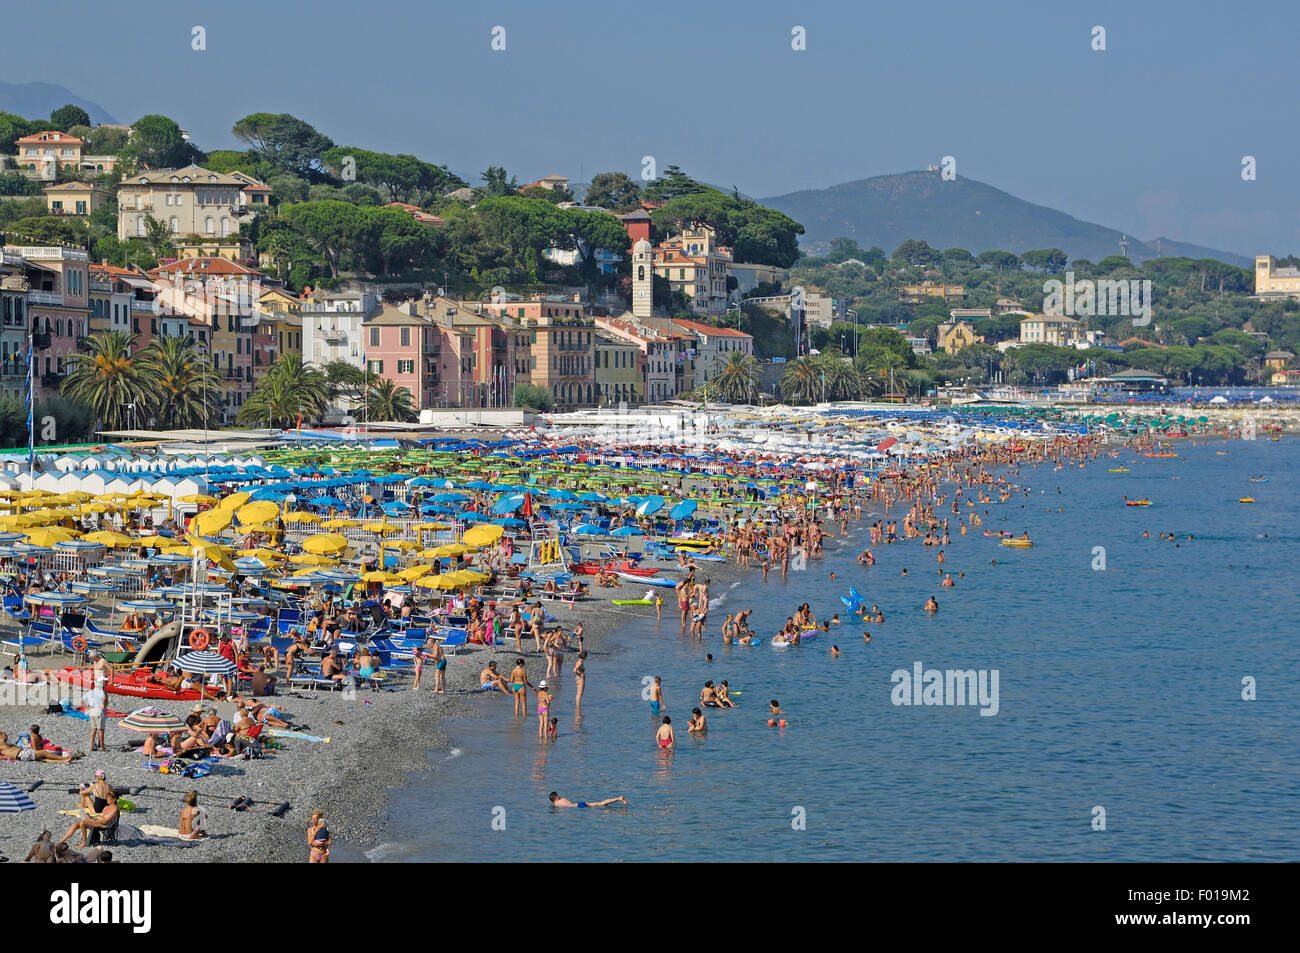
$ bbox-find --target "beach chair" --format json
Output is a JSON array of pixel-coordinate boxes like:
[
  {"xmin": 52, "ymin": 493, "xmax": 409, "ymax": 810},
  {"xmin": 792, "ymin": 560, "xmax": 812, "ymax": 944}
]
[
  {"xmin": 88, "ymin": 812, "xmax": 120, "ymax": 847},
  {"xmin": 287, "ymin": 668, "xmax": 344, "ymax": 691},
  {"xmin": 437, "ymin": 629, "xmax": 468, "ymax": 655}
]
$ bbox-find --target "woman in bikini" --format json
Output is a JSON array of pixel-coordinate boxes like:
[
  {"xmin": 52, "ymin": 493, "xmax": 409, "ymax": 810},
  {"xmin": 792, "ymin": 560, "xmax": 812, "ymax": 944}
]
[
  {"xmin": 307, "ymin": 810, "xmax": 330, "ymax": 863},
  {"xmin": 572, "ymin": 652, "xmax": 587, "ymax": 708},
  {"xmin": 510, "ymin": 659, "xmax": 532, "ymax": 718},
  {"xmin": 179, "ymin": 791, "xmax": 207, "ymax": 840}
]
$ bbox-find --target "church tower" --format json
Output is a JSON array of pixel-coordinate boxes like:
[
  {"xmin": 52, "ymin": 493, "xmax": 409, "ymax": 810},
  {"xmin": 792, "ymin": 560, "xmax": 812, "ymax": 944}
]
[{"xmin": 631, "ymin": 238, "xmax": 653, "ymax": 319}]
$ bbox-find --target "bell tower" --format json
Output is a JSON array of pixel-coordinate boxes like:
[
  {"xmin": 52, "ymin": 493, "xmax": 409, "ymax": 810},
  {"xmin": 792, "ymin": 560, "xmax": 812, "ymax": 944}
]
[{"xmin": 631, "ymin": 238, "xmax": 653, "ymax": 319}]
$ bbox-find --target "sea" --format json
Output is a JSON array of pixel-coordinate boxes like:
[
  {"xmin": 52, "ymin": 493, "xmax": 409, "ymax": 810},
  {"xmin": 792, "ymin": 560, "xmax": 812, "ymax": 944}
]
[{"xmin": 364, "ymin": 437, "xmax": 1299, "ymax": 862}]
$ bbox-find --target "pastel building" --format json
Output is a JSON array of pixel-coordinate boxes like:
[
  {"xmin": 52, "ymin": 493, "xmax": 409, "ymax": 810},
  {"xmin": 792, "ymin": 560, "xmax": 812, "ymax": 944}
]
[{"xmin": 3, "ymin": 244, "xmax": 91, "ymax": 400}]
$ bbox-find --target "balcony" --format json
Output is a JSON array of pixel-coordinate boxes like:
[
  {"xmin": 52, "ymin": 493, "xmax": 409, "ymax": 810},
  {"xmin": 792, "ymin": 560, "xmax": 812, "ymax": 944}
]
[
  {"xmin": 28, "ymin": 290, "xmax": 63, "ymax": 306},
  {"xmin": 40, "ymin": 372, "xmax": 61, "ymax": 389},
  {"xmin": 31, "ymin": 332, "xmax": 51, "ymax": 350},
  {"xmin": 321, "ymin": 329, "xmax": 347, "ymax": 344}
]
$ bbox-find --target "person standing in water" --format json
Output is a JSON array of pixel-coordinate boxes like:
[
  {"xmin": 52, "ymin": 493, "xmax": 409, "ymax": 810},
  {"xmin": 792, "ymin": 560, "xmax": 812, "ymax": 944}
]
[
  {"xmin": 656, "ymin": 716, "xmax": 675, "ymax": 750},
  {"xmin": 572, "ymin": 651, "xmax": 587, "ymax": 708}
]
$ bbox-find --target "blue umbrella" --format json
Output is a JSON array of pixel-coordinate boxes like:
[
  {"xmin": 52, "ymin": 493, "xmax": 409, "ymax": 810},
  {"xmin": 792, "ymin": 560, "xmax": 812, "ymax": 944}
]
[
  {"xmin": 551, "ymin": 502, "xmax": 587, "ymax": 511},
  {"xmin": 492, "ymin": 517, "xmax": 527, "ymax": 527},
  {"xmin": 571, "ymin": 524, "xmax": 604, "ymax": 535},
  {"xmin": 579, "ymin": 492, "xmax": 607, "ymax": 503},
  {"xmin": 26, "ymin": 591, "xmax": 87, "ymax": 607},
  {"xmin": 492, "ymin": 494, "xmax": 525, "ymax": 515},
  {"xmin": 636, "ymin": 496, "xmax": 665, "ymax": 517},
  {"xmin": 0, "ymin": 781, "xmax": 36, "ymax": 814},
  {"xmin": 611, "ymin": 526, "xmax": 644, "ymax": 537},
  {"xmin": 68, "ymin": 580, "xmax": 117, "ymax": 595},
  {"xmin": 669, "ymin": 500, "xmax": 698, "ymax": 520},
  {"xmin": 432, "ymin": 492, "xmax": 468, "ymax": 503},
  {"xmin": 546, "ymin": 489, "xmax": 577, "ymax": 500}
]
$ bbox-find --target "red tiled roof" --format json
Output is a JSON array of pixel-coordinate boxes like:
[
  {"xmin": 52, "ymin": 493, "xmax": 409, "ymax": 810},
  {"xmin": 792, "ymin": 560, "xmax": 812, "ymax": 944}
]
[
  {"xmin": 15, "ymin": 130, "xmax": 86, "ymax": 146},
  {"xmin": 669, "ymin": 318, "xmax": 752, "ymax": 339},
  {"xmin": 150, "ymin": 258, "xmax": 265, "ymax": 279}
]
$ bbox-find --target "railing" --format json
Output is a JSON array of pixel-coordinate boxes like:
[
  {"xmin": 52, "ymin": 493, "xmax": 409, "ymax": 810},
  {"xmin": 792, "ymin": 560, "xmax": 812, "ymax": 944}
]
[
  {"xmin": 321, "ymin": 330, "xmax": 347, "ymax": 343},
  {"xmin": 27, "ymin": 290, "xmax": 64, "ymax": 306}
]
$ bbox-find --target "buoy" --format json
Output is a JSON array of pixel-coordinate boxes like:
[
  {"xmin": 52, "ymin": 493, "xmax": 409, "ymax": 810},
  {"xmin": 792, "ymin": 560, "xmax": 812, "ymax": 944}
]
[
  {"xmin": 71, "ymin": 636, "xmax": 87, "ymax": 653},
  {"xmin": 778, "ymin": 719, "xmax": 787, "ymax": 728},
  {"xmin": 767, "ymin": 718, "xmax": 775, "ymax": 727},
  {"xmin": 189, "ymin": 628, "xmax": 211, "ymax": 651}
]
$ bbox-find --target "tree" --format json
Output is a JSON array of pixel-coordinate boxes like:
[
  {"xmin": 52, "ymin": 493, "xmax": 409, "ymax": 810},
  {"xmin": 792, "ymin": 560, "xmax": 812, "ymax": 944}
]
[
  {"xmin": 7, "ymin": 215, "xmax": 87, "ymax": 246},
  {"xmin": 479, "ymin": 166, "xmax": 519, "ymax": 198},
  {"xmin": 1020, "ymin": 248, "xmax": 1068, "ymax": 273},
  {"xmin": 976, "ymin": 250, "xmax": 1020, "ymax": 274},
  {"xmin": 366, "ymin": 378, "xmax": 418, "ymax": 422},
  {"xmin": 91, "ymin": 236, "xmax": 156, "ymax": 271},
  {"xmin": 60, "ymin": 331, "xmax": 150, "ymax": 431},
  {"xmin": 232, "ymin": 113, "xmax": 333, "ymax": 178},
  {"xmin": 362, "ymin": 205, "xmax": 431, "ymax": 277},
  {"xmin": 0, "ymin": 112, "xmax": 36, "ymax": 155},
  {"xmin": 0, "ymin": 172, "xmax": 41, "ymax": 196},
  {"xmin": 779, "ymin": 356, "xmax": 821, "ymax": 403},
  {"xmin": 325, "ymin": 360, "xmax": 368, "ymax": 406},
  {"xmin": 282, "ymin": 201, "xmax": 365, "ymax": 277},
  {"xmin": 127, "ymin": 114, "xmax": 201, "ymax": 169},
  {"xmin": 585, "ymin": 171, "xmax": 643, "ymax": 212},
  {"xmin": 237, "ymin": 352, "xmax": 330, "ymax": 428},
  {"xmin": 87, "ymin": 125, "xmax": 129, "ymax": 156},
  {"xmin": 137, "ymin": 334, "xmax": 222, "ymax": 430},
  {"xmin": 643, "ymin": 165, "xmax": 707, "ymax": 203},
  {"xmin": 141, "ymin": 214, "xmax": 175, "ymax": 260},
  {"xmin": 49, "ymin": 105, "xmax": 91, "ymax": 131},
  {"xmin": 712, "ymin": 350, "xmax": 760, "ymax": 403},
  {"xmin": 513, "ymin": 383, "xmax": 554, "ymax": 412},
  {"xmin": 893, "ymin": 239, "xmax": 938, "ymax": 267}
]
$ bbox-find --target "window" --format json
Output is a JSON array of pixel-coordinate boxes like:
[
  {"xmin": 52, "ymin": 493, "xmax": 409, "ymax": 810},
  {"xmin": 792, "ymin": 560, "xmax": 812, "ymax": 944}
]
[
  {"xmin": 398, "ymin": 360, "xmax": 414, "ymax": 374},
  {"xmin": 400, "ymin": 327, "xmax": 410, "ymax": 347},
  {"xmin": 205, "ymin": 217, "xmax": 214, "ymax": 234},
  {"xmin": 169, "ymin": 217, "xmax": 178, "ymax": 233},
  {"xmin": 367, "ymin": 360, "xmax": 384, "ymax": 374},
  {"xmin": 369, "ymin": 327, "xmax": 380, "ymax": 348}
]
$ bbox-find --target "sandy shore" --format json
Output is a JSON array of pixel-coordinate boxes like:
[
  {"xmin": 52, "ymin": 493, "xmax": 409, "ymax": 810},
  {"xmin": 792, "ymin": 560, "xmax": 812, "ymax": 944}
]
[{"xmin": 0, "ymin": 567, "xmax": 692, "ymax": 864}]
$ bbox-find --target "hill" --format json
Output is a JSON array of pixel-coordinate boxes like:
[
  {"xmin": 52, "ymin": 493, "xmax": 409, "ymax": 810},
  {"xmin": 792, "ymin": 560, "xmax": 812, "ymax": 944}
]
[
  {"xmin": 761, "ymin": 170, "xmax": 1244, "ymax": 267},
  {"xmin": 0, "ymin": 80, "xmax": 118, "ymax": 126}
]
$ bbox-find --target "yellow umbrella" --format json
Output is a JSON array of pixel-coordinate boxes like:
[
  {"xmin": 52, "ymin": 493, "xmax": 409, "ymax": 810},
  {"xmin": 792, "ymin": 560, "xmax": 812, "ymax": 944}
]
[
  {"xmin": 413, "ymin": 522, "xmax": 452, "ymax": 531},
  {"xmin": 23, "ymin": 526, "xmax": 80, "ymax": 546},
  {"xmin": 192, "ymin": 508, "xmax": 233, "ymax": 535},
  {"xmin": 82, "ymin": 531, "xmax": 136, "ymax": 548},
  {"xmin": 237, "ymin": 501, "xmax": 281, "ymax": 525},
  {"xmin": 290, "ymin": 553, "xmax": 338, "ymax": 566},
  {"xmin": 364, "ymin": 521, "xmax": 401, "ymax": 535},
  {"xmin": 425, "ymin": 543, "xmax": 476, "ymax": 557},
  {"xmin": 179, "ymin": 494, "xmax": 219, "ymax": 505},
  {"xmin": 416, "ymin": 574, "xmax": 469, "ymax": 590},
  {"xmin": 462, "ymin": 524, "xmax": 504, "ymax": 547},
  {"xmin": 132, "ymin": 533, "xmax": 169, "ymax": 546},
  {"xmin": 361, "ymin": 570, "xmax": 401, "ymax": 584},
  {"xmin": 238, "ymin": 523, "xmax": 278, "ymax": 534},
  {"xmin": 239, "ymin": 548, "xmax": 286, "ymax": 562},
  {"xmin": 282, "ymin": 511, "xmax": 322, "ymax": 524},
  {"xmin": 389, "ymin": 540, "xmax": 420, "ymax": 551},
  {"xmin": 321, "ymin": 518, "xmax": 361, "ymax": 529},
  {"xmin": 301, "ymin": 533, "xmax": 349, "ymax": 555},
  {"xmin": 397, "ymin": 564, "xmax": 433, "ymax": 582},
  {"xmin": 185, "ymin": 533, "xmax": 238, "ymax": 573},
  {"xmin": 217, "ymin": 492, "xmax": 251, "ymax": 511},
  {"xmin": 455, "ymin": 569, "xmax": 489, "ymax": 583}
]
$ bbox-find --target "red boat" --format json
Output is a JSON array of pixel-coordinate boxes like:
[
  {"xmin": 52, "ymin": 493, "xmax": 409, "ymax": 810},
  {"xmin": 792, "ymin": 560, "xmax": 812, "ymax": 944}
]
[{"xmin": 53, "ymin": 667, "xmax": 205, "ymax": 702}]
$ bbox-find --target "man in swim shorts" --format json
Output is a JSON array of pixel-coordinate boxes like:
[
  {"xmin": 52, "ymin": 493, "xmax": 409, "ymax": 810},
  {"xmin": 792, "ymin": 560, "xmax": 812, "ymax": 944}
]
[
  {"xmin": 549, "ymin": 792, "xmax": 627, "ymax": 808},
  {"xmin": 649, "ymin": 675, "xmax": 664, "ymax": 715}
]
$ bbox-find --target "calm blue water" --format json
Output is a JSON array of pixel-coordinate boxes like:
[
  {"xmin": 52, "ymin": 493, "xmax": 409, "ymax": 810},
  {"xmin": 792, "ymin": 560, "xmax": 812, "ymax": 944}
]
[{"xmin": 375, "ymin": 439, "xmax": 1299, "ymax": 861}]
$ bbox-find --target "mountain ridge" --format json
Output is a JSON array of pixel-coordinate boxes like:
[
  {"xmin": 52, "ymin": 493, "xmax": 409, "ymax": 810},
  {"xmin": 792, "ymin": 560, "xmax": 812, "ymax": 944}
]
[{"xmin": 760, "ymin": 170, "xmax": 1246, "ymax": 267}]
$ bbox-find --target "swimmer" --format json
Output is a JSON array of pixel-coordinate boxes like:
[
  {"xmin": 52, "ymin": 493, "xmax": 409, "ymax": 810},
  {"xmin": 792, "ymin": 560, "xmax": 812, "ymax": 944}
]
[
  {"xmin": 705, "ymin": 654, "xmax": 713, "ymax": 663},
  {"xmin": 901, "ymin": 568, "xmax": 908, "ymax": 576},
  {"xmin": 655, "ymin": 716, "xmax": 675, "ymax": 750},
  {"xmin": 829, "ymin": 571, "xmax": 837, "ymax": 580},
  {"xmin": 830, "ymin": 613, "xmax": 840, "ymax": 625},
  {"xmin": 769, "ymin": 700, "xmax": 782, "ymax": 715},
  {"xmin": 863, "ymin": 633, "xmax": 871, "ymax": 643},
  {"xmin": 688, "ymin": 708, "xmax": 707, "ymax": 732},
  {"xmin": 941, "ymin": 574, "xmax": 955, "ymax": 588},
  {"xmin": 831, "ymin": 645, "xmax": 842, "ymax": 657},
  {"xmin": 925, "ymin": 596, "xmax": 938, "ymax": 613},
  {"xmin": 549, "ymin": 792, "xmax": 627, "ymax": 808}
]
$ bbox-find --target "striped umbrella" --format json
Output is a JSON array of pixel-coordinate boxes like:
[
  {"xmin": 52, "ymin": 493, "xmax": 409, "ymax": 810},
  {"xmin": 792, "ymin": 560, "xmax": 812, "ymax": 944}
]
[
  {"xmin": 118, "ymin": 706, "xmax": 187, "ymax": 735},
  {"xmin": 119, "ymin": 599, "xmax": 179, "ymax": 614},
  {"xmin": 171, "ymin": 651, "xmax": 237, "ymax": 675},
  {"xmin": 68, "ymin": 580, "xmax": 118, "ymax": 595},
  {"xmin": 26, "ymin": 591, "xmax": 87, "ymax": 607},
  {"xmin": 0, "ymin": 781, "xmax": 36, "ymax": 814}
]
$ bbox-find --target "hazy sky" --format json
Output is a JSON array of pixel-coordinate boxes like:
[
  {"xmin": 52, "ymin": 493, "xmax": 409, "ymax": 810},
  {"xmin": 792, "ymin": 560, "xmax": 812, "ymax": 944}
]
[{"xmin": 7, "ymin": 0, "xmax": 1296, "ymax": 255}]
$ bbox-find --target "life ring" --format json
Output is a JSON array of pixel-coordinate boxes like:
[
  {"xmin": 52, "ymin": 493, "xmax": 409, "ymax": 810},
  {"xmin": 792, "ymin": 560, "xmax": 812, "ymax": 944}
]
[
  {"xmin": 189, "ymin": 628, "xmax": 211, "ymax": 651},
  {"xmin": 71, "ymin": 635, "xmax": 88, "ymax": 653}
]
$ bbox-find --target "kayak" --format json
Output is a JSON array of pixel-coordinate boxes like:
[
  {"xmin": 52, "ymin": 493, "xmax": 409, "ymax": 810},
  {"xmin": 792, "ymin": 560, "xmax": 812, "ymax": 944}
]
[
  {"xmin": 1143, "ymin": 453, "xmax": 1179, "ymax": 458},
  {"xmin": 616, "ymin": 571, "xmax": 676, "ymax": 587},
  {"xmin": 1108, "ymin": 468, "xmax": 1130, "ymax": 472}
]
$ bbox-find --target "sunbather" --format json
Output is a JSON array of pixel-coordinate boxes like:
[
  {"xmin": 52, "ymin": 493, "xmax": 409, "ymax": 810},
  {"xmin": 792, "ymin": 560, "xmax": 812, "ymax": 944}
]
[{"xmin": 0, "ymin": 731, "xmax": 81, "ymax": 762}]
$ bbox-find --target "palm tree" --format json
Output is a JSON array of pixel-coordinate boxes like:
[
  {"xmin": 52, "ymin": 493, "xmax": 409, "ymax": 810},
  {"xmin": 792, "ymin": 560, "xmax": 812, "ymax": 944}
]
[
  {"xmin": 61, "ymin": 331, "xmax": 151, "ymax": 431},
  {"xmin": 712, "ymin": 350, "xmax": 759, "ymax": 404},
  {"xmin": 816, "ymin": 353, "xmax": 865, "ymax": 400},
  {"xmin": 138, "ymin": 334, "xmax": 222, "ymax": 429},
  {"xmin": 779, "ymin": 356, "xmax": 821, "ymax": 404},
  {"xmin": 366, "ymin": 378, "xmax": 418, "ymax": 422},
  {"xmin": 238, "ymin": 352, "xmax": 329, "ymax": 429}
]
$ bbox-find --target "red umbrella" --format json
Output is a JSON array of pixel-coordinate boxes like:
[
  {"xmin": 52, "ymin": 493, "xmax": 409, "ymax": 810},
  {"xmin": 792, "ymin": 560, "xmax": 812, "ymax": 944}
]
[
  {"xmin": 522, "ymin": 491, "xmax": 534, "ymax": 519},
  {"xmin": 877, "ymin": 437, "xmax": 897, "ymax": 452}
]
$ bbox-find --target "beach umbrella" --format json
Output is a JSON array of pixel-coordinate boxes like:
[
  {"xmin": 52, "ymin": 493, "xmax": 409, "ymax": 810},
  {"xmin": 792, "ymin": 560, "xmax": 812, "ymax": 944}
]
[
  {"xmin": 82, "ymin": 531, "xmax": 136, "ymax": 548},
  {"xmin": 282, "ymin": 511, "xmax": 322, "ymax": 524},
  {"xmin": 424, "ymin": 543, "xmax": 475, "ymax": 557},
  {"xmin": 119, "ymin": 599, "xmax": 178, "ymax": 614},
  {"xmin": 669, "ymin": 500, "xmax": 698, "ymax": 520},
  {"xmin": 55, "ymin": 539, "xmax": 105, "ymax": 554},
  {"xmin": 172, "ymin": 651, "xmax": 237, "ymax": 675},
  {"xmin": 363, "ymin": 521, "xmax": 401, "ymax": 535},
  {"xmin": 68, "ymin": 580, "xmax": 117, "ymax": 595},
  {"xmin": 118, "ymin": 706, "xmax": 187, "ymax": 735},
  {"xmin": 397, "ymin": 564, "xmax": 434, "ymax": 583},
  {"xmin": 302, "ymin": 533, "xmax": 349, "ymax": 555},
  {"xmin": 23, "ymin": 526, "xmax": 79, "ymax": 547},
  {"xmin": 462, "ymin": 524, "xmax": 504, "ymax": 547},
  {"xmin": 237, "ymin": 501, "xmax": 281, "ymax": 525},
  {"xmin": 216, "ymin": 492, "xmax": 251, "ymax": 511},
  {"xmin": 185, "ymin": 535, "xmax": 238, "ymax": 573},
  {"xmin": 416, "ymin": 574, "xmax": 469, "ymax": 590},
  {"xmin": 290, "ymin": 553, "xmax": 338, "ymax": 566},
  {"xmin": 361, "ymin": 570, "xmax": 402, "ymax": 584},
  {"xmin": 610, "ymin": 526, "xmax": 643, "ymax": 537},
  {"xmin": 26, "ymin": 591, "xmax": 87, "ymax": 608},
  {"xmin": 150, "ymin": 552, "xmax": 192, "ymax": 566},
  {"xmin": 179, "ymin": 494, "xmax": 218, "ymax": 505},
  {"xmin": 635, "ymin": 495, "xmax": 665, "ymax": 517},
  {"xmin": 234, "ymin": 556, "xmax": 269, "ymax": 573},
  {"xmin": 321, "ymin": 518, "xmax": 362, "ymax": 529},
  {"xmin": 0, "ymin": 780, "xmax": 36, "ymax": 814},
  {"xmin": 492, "ymin": 494, "xmax": 525, "ymax": 515},
  {"xmin": 192, "ymin": 508, "xmax": 233, "ymax": 535},
  {"xmin": 579, "ymin": 492, "xmax": 608, "ymax": 503},
  {"xmin": 876, "ymin": 437, "xmax": 897, "ymax": 452},
  {"xmin": 570, "ymin": 524, "xmax": 603, "ymax": 535}
]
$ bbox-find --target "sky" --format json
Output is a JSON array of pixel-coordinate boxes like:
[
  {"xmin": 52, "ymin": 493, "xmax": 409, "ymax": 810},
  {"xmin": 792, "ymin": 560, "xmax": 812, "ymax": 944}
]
[{"xmin": 6, "ymin": 0, "xmax": 1297, "ymax": 256}]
